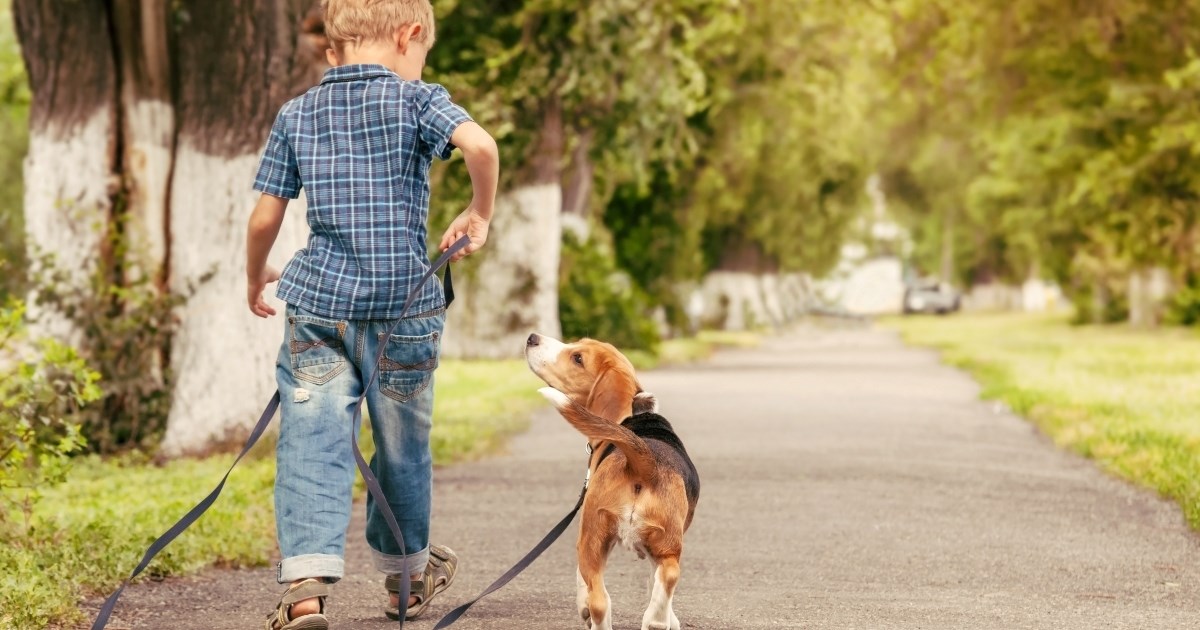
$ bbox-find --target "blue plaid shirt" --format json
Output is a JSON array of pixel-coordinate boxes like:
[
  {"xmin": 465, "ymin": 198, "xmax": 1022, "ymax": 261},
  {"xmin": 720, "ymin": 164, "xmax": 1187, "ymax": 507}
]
[{"xmin": 253, "ymin": 64, "xmax": 473, "ymax": 319}]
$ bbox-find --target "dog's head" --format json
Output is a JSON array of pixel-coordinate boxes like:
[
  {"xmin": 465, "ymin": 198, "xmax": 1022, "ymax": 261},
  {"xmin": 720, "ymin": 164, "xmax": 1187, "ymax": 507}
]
[{"xmin": 524, "ymin": 333, "xmax": 656, "ymax": 421}]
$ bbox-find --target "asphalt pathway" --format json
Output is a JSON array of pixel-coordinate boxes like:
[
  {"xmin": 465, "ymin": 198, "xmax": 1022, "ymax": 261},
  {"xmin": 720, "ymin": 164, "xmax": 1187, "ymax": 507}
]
[{"xmin": 88, "ymin": 323, "xmax": 1200, "ymax": 629}]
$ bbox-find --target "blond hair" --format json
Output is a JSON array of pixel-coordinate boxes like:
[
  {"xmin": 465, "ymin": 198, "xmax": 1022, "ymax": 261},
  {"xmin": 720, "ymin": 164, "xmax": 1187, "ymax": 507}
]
[{"xmin": 322, "ymin": 0, "xmax": 436, "ymax": 52}]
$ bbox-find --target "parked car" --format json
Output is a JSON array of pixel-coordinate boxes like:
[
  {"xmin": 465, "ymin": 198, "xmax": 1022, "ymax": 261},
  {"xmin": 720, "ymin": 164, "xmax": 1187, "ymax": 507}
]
[{"xmin": 903, "ymin": 281, "xmax": 961, "ymax": 315}]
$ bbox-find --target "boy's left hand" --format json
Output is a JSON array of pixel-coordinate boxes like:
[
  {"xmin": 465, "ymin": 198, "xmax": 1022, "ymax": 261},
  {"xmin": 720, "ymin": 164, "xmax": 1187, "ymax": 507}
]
[
  {"xmin": 440, "ymin": 208, "xmax": 490, "ymax": 262},
  {"xmin": 248, "ymin": 265, "xmax": 282, "ymax": 318}
]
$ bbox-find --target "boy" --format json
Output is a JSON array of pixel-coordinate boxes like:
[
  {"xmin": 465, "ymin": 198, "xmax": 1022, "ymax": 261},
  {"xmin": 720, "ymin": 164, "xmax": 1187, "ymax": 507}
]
[{"xmin": 245, "ymin": 1, "xmax": 498, "ymax": 628}]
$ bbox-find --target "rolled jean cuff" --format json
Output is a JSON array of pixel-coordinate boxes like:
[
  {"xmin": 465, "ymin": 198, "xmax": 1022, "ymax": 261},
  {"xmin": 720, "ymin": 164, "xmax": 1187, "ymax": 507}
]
[
  {"xmin": 278, "ymin": 553, "xmax": 345, "ymax": 584},
  {"xmin": 372, "ymin": 545, "xmax": 429, "ymax": 577}
]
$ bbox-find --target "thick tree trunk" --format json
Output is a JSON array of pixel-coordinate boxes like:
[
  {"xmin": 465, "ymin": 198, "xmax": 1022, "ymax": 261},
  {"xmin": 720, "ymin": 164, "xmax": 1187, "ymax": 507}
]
[
  {"xmin": 443, "ymin": 100, "xmax": 563, "ymax": 358},
  {"xmin": 442, "ymin": 184, "xmax": 563, "ymax": 358},
  {"xmin": 14, "ymin": 0, "xmax": 117, "ymax": 338},
  {"xmin": 19, "ymin": 0, "xmax": 325, "ymax": 455},
  {"xmin": 161, "ymin": 0, "xmax": 320, "ymax": 455},
  {"xmin": 1128, "ymin": 266, "xmax": 1171, "ymax": 328}
]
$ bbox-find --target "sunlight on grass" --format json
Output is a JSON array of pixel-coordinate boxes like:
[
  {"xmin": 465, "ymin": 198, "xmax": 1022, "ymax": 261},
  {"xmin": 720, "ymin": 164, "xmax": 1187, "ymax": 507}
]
[
  {"xmin": 885, "ymin": 313, "xmax": 1200, "ymax": 529},
  {"xmin": 2, "ymin": 359, "xmax": 543, "ymax": 630}
]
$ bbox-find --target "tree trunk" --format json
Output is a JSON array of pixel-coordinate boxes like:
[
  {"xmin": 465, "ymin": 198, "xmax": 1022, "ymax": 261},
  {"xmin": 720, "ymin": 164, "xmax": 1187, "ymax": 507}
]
[
  {"xmin": 939, "ymin": 207, "xmax": 955, "ymax": 284},
  {"xmin": 161, "ymin": 0, "xmax": 320, "ymax": 455},
  {"xmin": 1128, "ymin": 266, "xmax": 1171, "ymax": 328},
  {"xmin": 443, "ymin": 99, "xmax": 563, "ymax": 358},
  {"xmin": 110, "ymin": 0, "xmax": 173, "ymax": 281},
  {"xmin": 18, "ymin": 0, "xmax": 325, "ymax": 455},
  {"xmin": 560, "ymin": 128, "xmax": 594, "ymax": 238},
  {"xmin": 14, "ymin": 0, "xmax": 117, "ymax": 338}
]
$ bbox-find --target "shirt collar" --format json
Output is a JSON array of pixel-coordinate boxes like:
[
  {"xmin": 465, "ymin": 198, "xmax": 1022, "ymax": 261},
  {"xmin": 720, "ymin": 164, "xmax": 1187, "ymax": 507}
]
[{"xmin": 320, "ymin": 64, "xmax": 398, "ymax": 85}]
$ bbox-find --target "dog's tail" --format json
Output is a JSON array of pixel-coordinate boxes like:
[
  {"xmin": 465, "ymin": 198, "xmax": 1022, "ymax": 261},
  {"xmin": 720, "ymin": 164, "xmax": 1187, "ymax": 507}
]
[{"xmin": 539, "ymin": 388, "xmax": 658, "ymax": 484}]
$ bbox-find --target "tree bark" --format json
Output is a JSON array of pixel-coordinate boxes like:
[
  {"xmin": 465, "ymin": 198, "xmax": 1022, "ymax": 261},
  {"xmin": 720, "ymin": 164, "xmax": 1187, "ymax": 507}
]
[
  {"xmin": 161, "ymin": 0, "xmax": 320, "ymax": 455},
  {"xmin": 443, "ymin": 99, "xmax": 564, "ymax": 358},
  {"xmin": 560, "ymin": 127, "xmax": 594, "ymax": 238},
  {"xmin": 13, "ymin": 0, "xmax": 117, "ymax": 331},
  {"xmin": 110, "ymin": 0, "xmax": 173, "ymax": 280},
  {"xmin": 18, "ymin": 0, "xmax": 325, "ymax": 454}
]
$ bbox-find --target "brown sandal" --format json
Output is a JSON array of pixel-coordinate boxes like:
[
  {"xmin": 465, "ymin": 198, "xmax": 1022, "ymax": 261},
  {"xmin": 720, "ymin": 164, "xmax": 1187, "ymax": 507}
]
[
  {"xmin": 384, "ymin": 545, "xmax": 459, "ymax": 620},
  {"xmin": 266, "ymin": 578, "xmax": 329, "ymax": 630}
]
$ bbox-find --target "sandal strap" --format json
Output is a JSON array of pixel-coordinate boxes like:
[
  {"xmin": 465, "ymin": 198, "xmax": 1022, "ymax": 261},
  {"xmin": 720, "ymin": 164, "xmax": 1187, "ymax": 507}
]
[
  {"xmin": 429, "ymin": 545, "xmax": 454, "ymax": 564},
  {"xmin": 384, "ymin": 574, "xmax": 409, "ymax": 593},
  {"xmin": 280, "ymin": 578, "xmax": 330, "ymax": 607}
]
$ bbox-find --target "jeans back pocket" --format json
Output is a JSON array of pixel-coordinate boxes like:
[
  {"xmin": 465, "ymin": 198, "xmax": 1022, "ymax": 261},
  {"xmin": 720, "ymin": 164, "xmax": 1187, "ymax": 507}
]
[
  {"xmin": 378, "ymin": 330, "xmax": 440, "ymax": 403},
  {"xmin": 289, "ymin": 315, "xmax": 349, "ymax": 385}
]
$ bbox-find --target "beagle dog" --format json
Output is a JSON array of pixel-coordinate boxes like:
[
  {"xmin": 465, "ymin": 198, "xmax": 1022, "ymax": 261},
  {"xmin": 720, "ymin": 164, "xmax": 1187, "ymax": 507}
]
[{"xmin": 525, "ymin": 333, "xmax": 700, "ymax": 630}]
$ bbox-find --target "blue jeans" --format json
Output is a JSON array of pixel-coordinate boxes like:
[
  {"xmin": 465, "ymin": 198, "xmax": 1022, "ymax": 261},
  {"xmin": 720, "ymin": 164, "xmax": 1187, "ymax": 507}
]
[{"xmin": 274, "ymin": 304, "xmax": 445, "ymax": 583}]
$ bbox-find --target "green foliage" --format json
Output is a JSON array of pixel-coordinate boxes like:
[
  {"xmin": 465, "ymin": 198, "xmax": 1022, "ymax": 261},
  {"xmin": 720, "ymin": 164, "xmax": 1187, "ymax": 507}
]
[
  {"xmin": 559, "ymin": 232, "xmax": 661, "ymax": 351},
  {"xmin": 427, "ymin": 359, "xmax": 544, "ymax": 462},
  {"xmin": 0, "ymin": 454, "xmax": 276, "ymax": 630},
  {"xmin": 29, "ymin": 217, "xmax": 183, "ymax": 454},
  {"xmin": 889, "ymin": 313, "xmax": 1200, "ymax": 529},
  {"xmin": 1166, "ymin": 275, "xmax": 1200, "ymax": 326},
  {"xmin": 0, "ymin": 299, "xmax": 100, "ymax": 527},
  {"xmin": 880, "ymin": 1, "xmax": 1200, "ymax": 311},
  {"xmin": 0, "ymin": 0, "xmax": 30, "ymax": 299}
]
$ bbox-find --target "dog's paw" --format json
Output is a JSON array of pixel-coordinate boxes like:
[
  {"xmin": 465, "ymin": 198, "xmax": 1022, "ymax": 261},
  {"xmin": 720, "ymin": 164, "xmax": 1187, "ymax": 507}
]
[
  {"xmin": 538, "ymin": 387, "xmax": 571, "ymax": 408},
  {"xmin": 632, "ymin": 391, "xmax": 659, "ymax": 415}
]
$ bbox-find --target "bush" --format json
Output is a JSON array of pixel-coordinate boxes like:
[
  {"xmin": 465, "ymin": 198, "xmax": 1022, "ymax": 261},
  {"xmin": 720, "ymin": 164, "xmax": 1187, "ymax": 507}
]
[
  {"xmin": 559, "ymin": 232, "xmax": 661, "ymax": 351},
  {"xmin": 0, "ymin": 299, "xmax": 101, "ymax": 526},
  {"xmin": 29, "ymin": 215, "xmax": 183, "ymax": 454},
  {"xmin": 1166, "ymin": 275, "xmax": 1200, "ymax": 326},
  {"xmin": 1068, "ymin": 278, "xmax": 1129, "ymax": 324}
]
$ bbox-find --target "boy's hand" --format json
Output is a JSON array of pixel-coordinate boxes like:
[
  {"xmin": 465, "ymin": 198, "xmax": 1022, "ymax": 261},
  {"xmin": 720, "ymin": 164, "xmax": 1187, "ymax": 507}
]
[
  {"xmin": 439, "ymin": 207, "xmax": 490, "ymax": 262},
  {"xmin": 248, "ymin": 265, "xmax": 282, "ymax": 318}
]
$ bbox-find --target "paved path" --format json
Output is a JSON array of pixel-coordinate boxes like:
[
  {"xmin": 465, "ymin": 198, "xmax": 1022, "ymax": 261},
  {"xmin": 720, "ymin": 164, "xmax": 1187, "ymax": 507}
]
[{"xmin": 91, "ymin": 324, "xmax": 1200, "ymax": 629}]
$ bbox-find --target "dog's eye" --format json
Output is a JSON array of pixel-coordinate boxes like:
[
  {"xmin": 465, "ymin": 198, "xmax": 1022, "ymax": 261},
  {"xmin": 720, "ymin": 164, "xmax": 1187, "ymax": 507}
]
[{"xmin": 572, "ymin": 353, "xmax": 584, "ymax": 366}]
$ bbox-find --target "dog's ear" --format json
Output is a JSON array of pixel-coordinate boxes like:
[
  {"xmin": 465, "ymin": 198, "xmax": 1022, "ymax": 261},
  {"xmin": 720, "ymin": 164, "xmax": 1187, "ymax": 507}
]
[
  {"xmin": 632, "ymin": 391, "xmax": 658, "ymax": 415},
  {"xmin": 586, "ymin": 368, "xmax": 639, "ymax": 421}
]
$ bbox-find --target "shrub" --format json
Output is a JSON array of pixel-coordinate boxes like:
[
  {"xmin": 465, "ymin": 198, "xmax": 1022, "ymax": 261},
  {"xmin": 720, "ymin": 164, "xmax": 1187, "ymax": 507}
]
[
  {"xmin": 29, "ymin": 214, "xmax": 183, "ymax": 454},
  {"xmin": 559, "ymin": 232, "xmax": 661, "ymax": 351},
  {"xmin": 0, "ymin": 299, "xmax": 101, "ymax": 526},
  {"xmin": 1166, "ymin": 274, "xmax": 1200, "ymax": 326}
]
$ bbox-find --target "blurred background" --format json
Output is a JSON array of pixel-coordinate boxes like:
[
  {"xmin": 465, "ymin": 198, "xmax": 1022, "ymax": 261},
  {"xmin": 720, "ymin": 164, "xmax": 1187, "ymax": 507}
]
[{"xmin": 3, "ymin": 2, "xmax": 1200, "ymax": 627}]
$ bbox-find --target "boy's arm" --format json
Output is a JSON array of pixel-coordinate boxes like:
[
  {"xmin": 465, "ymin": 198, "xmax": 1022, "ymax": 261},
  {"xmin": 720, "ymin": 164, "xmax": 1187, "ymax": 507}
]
[
  {"xmin": 246, "ymin": 193, "xmax": 289, "ymax": 318},
  {"xmin": 439, "ymin": 121, "xmax": 499, "ymax": 262}
]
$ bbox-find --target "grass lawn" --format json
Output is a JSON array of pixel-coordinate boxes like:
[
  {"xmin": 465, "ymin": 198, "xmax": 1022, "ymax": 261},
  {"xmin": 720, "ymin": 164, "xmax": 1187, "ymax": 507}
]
[
  {"xmin": 3, "ymin": 358, "xmax": 543, "ymax": 630},
  {"xmin": 886, "ymin": 313, "xmax": 1200, "ymax": 529},
  {"xmin": 3, "ymin": 331, "xmax": 759, "ymax": 629}
]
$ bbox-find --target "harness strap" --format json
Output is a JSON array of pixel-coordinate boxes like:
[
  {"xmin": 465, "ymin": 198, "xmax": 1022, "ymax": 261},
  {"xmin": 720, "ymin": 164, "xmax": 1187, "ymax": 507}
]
[{"xmin": 90, "ymin": 236, "xmax": 470, "ymax": 630}]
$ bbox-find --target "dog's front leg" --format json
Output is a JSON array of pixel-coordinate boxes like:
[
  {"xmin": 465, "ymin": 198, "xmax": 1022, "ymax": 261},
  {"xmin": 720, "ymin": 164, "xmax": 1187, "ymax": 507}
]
[{"xmin": 641, "ymin": 556, "xmax": 681, "ymax": 630}]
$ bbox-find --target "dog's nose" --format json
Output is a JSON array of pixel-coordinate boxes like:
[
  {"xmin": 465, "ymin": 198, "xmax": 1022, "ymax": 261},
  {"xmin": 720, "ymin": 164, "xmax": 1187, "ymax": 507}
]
[{"xmin": 527, "ymin": 333, "xmax": 540, "ymax": 347}]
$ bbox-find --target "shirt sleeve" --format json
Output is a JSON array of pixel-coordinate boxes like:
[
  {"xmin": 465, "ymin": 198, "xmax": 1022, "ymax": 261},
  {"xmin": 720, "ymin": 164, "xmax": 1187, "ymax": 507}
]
[
  {"xmin": 418, "ymin": 84, "xmax": 474, "ymax": 161},
  {"xmin": 253, "ymin": 107, "xmax": 302, "ymax": 199}
]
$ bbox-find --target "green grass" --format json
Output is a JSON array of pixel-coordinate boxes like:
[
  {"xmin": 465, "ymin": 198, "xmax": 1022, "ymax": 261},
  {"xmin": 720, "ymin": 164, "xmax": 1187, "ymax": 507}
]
[
  {"xmin": 885, "ymin": 313, "xmax": 1200, "ymax": 529},
  {"xmin": 3, "ymin": 335, "xmax": 750, "ymax": 628},
  {"xmin": 1, "ymin": 359, "xmax": 543, "ymax": 630}
]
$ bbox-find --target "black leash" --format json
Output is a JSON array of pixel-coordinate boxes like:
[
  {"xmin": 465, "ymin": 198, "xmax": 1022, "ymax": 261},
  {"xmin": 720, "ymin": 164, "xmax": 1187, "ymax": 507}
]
[
  {"xmin": 432, "ymin": 443, "xmax": 616, "ymax": 628},
  {"xmin": 432, "ymin": 474, "xmax": 588, "ymax": 629},
  {"xmin": 91, "ymin": 235, "xmax": 471, "ymax": 630}
]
